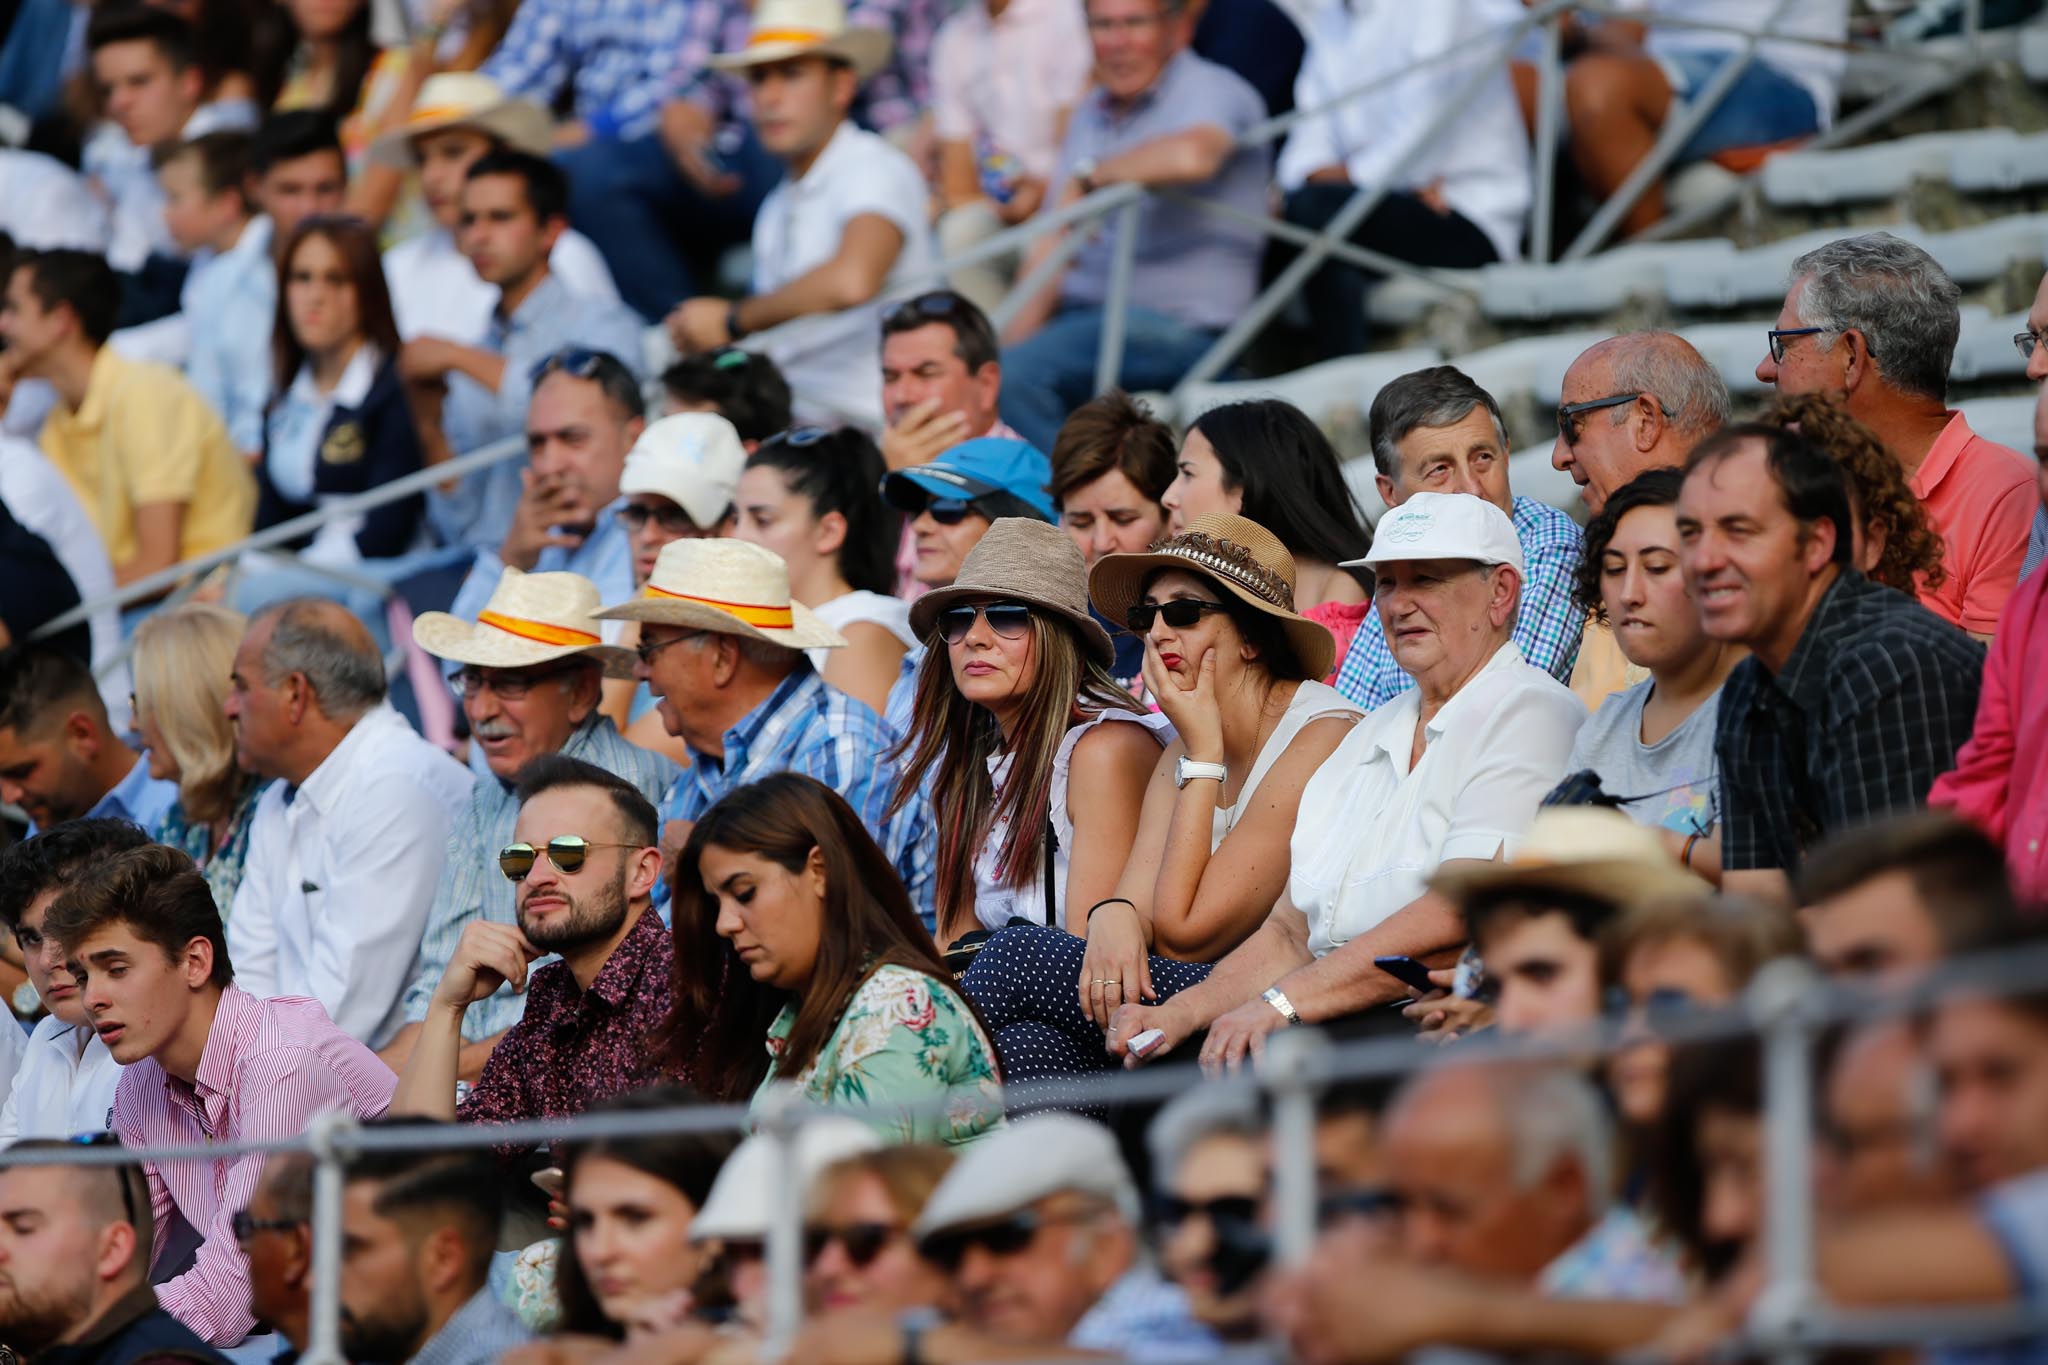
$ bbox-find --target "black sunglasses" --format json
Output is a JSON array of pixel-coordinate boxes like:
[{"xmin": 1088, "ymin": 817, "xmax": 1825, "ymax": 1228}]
[
  {"xmin": 918, "ymin": 1210, "xmax": 1092, "ymax": 1271},
  {"xmin": 498, "ymin": 835, "xmax": 639, "ymax": 882},
  {"xmin": 232, "ymin": 1207, "xmax": 302, "ymax": 1246},
  {"xmin": 1767, "ymin": 326, "xmax": 1826, "ymax": 363},
  {"xmin": 936, "ymin": 602, "xmax": 1033, "ymax": 644},
  {"xmin": 909, "ymin": 495, "xmax": 978, "ymax": 525},
  {"xmin": 530, "ymin": 345, "xmax": 619, "ymax": 386},
  {"xmin": 1605, "ymin": 984, "xmax": 1701, "ymax": 1032},
  {"xmin": 805, "ymin": 1221, "xmax": 904, "ymax": 1269},
  {"xmin": 1555, "ymin": 392, "xmax": 1644, "ymax": 446},
  {"xmin": 1127, "ymin": 598, "xmax": 1229, "ymax": 633},
  {"xmin": 1154, "ymin": 1194, "xmax": 1259, "ymax": 1230},
  {"xmin": 1316, "ymin": 1185, "xmax": 1398, "ymax": 1227},
  {"xmin": 68, "ymin": 1132, "xmax": 143, "ymax": 1230},
  {"xmin": 884, "ymin": 292, "xmax": 970, "ymax": 330}
]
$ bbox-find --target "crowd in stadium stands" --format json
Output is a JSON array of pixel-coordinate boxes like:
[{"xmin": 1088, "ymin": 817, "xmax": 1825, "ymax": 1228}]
[{"xmin": 2, "ymin": 0, "xmax": 2048, "ymax": 1361}]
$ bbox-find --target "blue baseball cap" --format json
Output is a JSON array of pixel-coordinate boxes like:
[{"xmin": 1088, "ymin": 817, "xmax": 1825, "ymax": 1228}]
[{"xmin": 880, "ymin": 437, "xmax": 1056, "ymax": 523}]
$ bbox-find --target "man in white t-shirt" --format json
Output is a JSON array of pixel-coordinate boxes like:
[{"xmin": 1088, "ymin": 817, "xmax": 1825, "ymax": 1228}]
[
  {"xmin": 370, "ymin": 73, "xmax": 622, "ymax": 344},
  {"xmin": 664, "ymin": 0, "xmax": 936, "ymax": 430},
  {"xmin": 1107, "ymin": 493, "xmax": 1584, "ymax": 1073}
]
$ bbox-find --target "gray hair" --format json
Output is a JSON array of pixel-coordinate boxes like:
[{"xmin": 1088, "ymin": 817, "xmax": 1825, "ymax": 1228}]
[
  {"xmin": 253, "ymin": 599, "xmax": 386, "ymax": 722},
  {"xmin": 1788, "ymin": 233, "xmax": 1961, "ymax": 403},
  {"xmin": 1369, "ymin": 365, "xmax": 1509, "ymax": 478},
  {"xmin": 1146, "ymin": 1082, "xmax": 1265, "ymax": 1183},
  {"xmin": 1499, "ymin": 1066, "xmax": 1615, "ymax": 1212},
  {"xmin": 1600, "ymin": 331, "xmax": 1731, "ymax": 439}
]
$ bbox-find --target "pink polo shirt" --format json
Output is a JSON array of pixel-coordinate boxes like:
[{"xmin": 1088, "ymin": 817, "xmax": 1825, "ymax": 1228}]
[
  {"xmin": 1911, "ymin": 412, "xmax": 2036, "ymax": 634},
  {"xmin": 1930, "ymin": 566, "xmax": 2048, "ymax": 908}
]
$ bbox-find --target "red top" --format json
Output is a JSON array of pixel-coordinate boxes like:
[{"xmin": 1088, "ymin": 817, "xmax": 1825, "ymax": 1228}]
[{"xmin": 1911, "ymin": 412, "xmax": 2037, "ymax": 634}]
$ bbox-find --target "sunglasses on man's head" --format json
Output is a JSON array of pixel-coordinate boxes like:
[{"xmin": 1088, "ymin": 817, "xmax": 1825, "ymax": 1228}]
[
  {"xmin": 884, "ymin": 292, "xmax": 969, "ymax": 330},
  {"xmin": 936, "ymin": 602, "xmax": 1033, "ymax": 645},
  {"xmin": 498, "ymin": 836, "xmax": 638, "ymax": 882},
  {"xmin": 805, "ymin": 1221, "xmax": 905, "ymax": 1269},
  {"xmin": 530, "ymin": 345, "xmax": 615, "ymax": 386},
  {"xmin": 1127, "ymin": 598, "xmax": 1229, "ymax": 633}
]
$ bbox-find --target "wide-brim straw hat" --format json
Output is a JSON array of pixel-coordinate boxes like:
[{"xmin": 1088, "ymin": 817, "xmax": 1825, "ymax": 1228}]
[
  {"xmin": 1089, "ymin": 514, "xmax": 1336, "ymax": 681},
  {"xmin": 707, "ymin": 0, "xmax": 892, "ymax": 79},
  {"xmin": 909, "ymin": 518, "xmax": 1114, "ymax": 666},
  {"xmin": 1429, "ymin": 807, "xmax": 1708, "ymax": 909},
  {"xmin": 594, "ymin": 538, "xmax": 847, "ymax": 651},
  {"xmin": 413, "ymin": 567, "xmax": 633, "ymax": 677},
  {"xmin": 368, "ymin": 72, "xmax": 553, "ymax": 169}
]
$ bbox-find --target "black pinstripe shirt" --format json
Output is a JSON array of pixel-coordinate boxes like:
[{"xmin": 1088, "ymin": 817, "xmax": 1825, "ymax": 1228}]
[{"xmin": 1716, "ymin": 570, "xmax": 1985, "ymax": 873}]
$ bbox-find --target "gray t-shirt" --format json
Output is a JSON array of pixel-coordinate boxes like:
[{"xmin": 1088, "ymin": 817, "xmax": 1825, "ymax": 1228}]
[{"xmin": 1564, "ymin": 679, "xmax": 1721, "ymax": 835}]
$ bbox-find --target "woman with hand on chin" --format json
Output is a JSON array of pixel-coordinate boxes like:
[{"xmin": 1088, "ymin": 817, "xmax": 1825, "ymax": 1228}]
[{"xmin": 959, "ymin": 515, "xmax": 1359, "ymax": 1085}]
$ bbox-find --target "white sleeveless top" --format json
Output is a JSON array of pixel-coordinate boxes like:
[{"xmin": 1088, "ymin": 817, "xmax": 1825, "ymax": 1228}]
[
  {"xmin": 807, "ymin": 589, "xmax": 919, "ymax": 672},
  {"xmin": 973, "ymin": 708, "xmax": 1177, "ymax": 932},
  {"xmin": 1211, "ymin": 681, "xmax": 1364, "ymax": 850}
]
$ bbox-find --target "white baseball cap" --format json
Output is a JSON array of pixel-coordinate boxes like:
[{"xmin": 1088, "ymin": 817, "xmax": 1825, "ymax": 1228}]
[
  {"xmin": 1348, "ymin": 492, "xmax": 1525, "ymax": 579},
  {"xmin": 911, "ymin": 1115, "xmax": 1139, "ymax": 1239},
  {"xmin": 687, "ymin": 1116, "xmax": 881, "ymax": 1243},
  {"xmin": 618, "ymin": 413, "xmax": 747, "ymax": 531}
]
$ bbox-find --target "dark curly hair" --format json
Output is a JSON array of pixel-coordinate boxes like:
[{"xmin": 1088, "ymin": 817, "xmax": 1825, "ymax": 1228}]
[
  {"xmin": 1571, "ymin": 467, "xmax": 1685, "ymax": 622},
  {"xmin": 1751, "ymin": 392, "xmax": 1946, "ymax": 594}
]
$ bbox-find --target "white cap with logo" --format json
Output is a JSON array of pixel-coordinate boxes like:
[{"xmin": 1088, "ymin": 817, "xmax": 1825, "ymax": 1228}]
[
  {"xmin": 1348, "ymin": 491, "xmax": 1525, "ymax": 578},
  {"xmin": 618, "ymin": 413, "xmax": 748, "ymax": 531}
]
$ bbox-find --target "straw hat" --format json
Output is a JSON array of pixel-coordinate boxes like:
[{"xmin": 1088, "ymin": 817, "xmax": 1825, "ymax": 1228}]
[
  {"xmin": 368, "ymin": 72, "xmax": 553, "ymax": 169},
  {"xmin": 1089, "ymin": 514, "xmax": 1337, "ymax": 681},
  {"xmin": 1429, "ymin": 807, "xmax": 1708, "ymax": 909},
  {"xmin": 707, "ymin": 0, "xmax": 892, "ymax": 80},
  {"xmin": 412, "ymin": 568, "xmax": 633, "ymax": 677},
  {"xmin": 594, "ymin": 539, "xmax": 847, "ymax": 651},
  {"xmin": 909, "ymin": 518, "xmax": 1114, "ymax": 665}
]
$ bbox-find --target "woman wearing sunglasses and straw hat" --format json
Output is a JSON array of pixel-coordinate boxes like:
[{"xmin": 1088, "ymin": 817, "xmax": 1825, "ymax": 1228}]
[
  {"xmin": 888, "ymin": 519, "xmax": 1172, "ymax": 949},
  {"xmin": 959, "ymin": 515, "xmax": 1360, "ymax": 1085}
]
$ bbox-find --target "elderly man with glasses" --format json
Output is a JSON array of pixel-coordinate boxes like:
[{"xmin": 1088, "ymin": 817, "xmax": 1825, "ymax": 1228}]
[{"xmin": 380, "ymin": 569, "xmax": 677, "ymax": 1080}]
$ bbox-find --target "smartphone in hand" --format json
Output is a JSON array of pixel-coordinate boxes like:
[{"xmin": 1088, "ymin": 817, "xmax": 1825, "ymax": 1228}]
[{"xmin": 1374, "ymin": 955, "xmax": 1437, "ymax": 994}]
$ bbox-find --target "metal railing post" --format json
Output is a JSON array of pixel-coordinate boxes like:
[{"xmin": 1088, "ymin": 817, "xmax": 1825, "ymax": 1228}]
[
  {"xmin": 990, "ymin": 217, "xmax": 1103, "ymax": 335},
  {"xmin": 1094, "ymin": 200, "xmax": 1142, "ymax": 396},
  {"xmin": 303, "ymin": 1109, "xmax": 356, "ymax": 1365},
  {"xmin": 1530, "ymin": 9, "xmax": 1564, "ymax": 266},
  {"xmin": 1261, "ymin": 1029, "xmax": 1330, "ymax": 1266},
  {"xmin": 758, "ymin": 1083, "xmax": 807, "ymax": 1361},
  {"xmin": 1748, "ymin": 958, "xmax": 1821, "ymax": 1365}
]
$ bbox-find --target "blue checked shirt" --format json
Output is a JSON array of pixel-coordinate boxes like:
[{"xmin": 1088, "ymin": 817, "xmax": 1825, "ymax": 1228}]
[
  {"xmin": 1333, "ymin": 495, "xmax": 1585, "ymax": 711},
  {"xmin": 1068, "ymin": 1265, "xmax": 1220, "ymax": 1363},
  {"xmin": 402, "ymin": 712, "xmax": 678, "ymax": 1041},
  {"xmin": 664, "ymin": 664, "xmax": 936, "ymax": 925},
  {"xmin": 483, "ymin": 0, "xmax": 746, "ymax": 140}
]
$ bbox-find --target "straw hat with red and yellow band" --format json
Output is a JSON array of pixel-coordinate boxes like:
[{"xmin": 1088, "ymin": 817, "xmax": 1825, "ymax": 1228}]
[
  {"xmin": 412, "ymin": 567, "xmax": 635, "ymax": 676},
  {"xmin": 594, "ymin": 539, "xmax": 847, "ymax": 651}
]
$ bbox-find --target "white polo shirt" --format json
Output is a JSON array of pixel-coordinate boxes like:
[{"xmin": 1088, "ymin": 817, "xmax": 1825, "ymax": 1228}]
[
  {"xmin": 745, "ymin": 120, "xmax": 935, "ymax": 430},
  {"xmin": 1290, "ymin": 640, "xmax": 1585, "ymax": 957}
]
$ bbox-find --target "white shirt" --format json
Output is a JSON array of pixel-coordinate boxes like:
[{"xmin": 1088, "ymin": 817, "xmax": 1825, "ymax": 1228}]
[
  {"xmin": 383, "ymin": 226, "xmax": 622, "ymax": 343},
  {"xmin": 0, "ymin": 1015, "xmax": 119, "ymax": 1143},
  {"xmin": 262, "ymin": 343, "xmax": 380, "ymax": 570},
  {"xmin": 1632, "ymin": 0, "xmax": 1849, "ymax": 128},
  {"xmin": 1291, "ymin": 641, "xmax": 1584, "ymax": 957},
  {"xmin": 0, "ymin": 149, "xmax": 109, "ymax": 252},
  {"xmin": 0, "ymin": 436, "xmax": 131, "ymax": 730},
  {"xmin": 808, "ymin": 589, "xmax": 918, "ymax": 672},
  {"xmin": 229, "ymin": 705, "xmax": 474, "ymax": 1047},
  {"xmin": 747, "ymin": 121, "xmax": 936, "ymax": 431},
  {"xmin": 84, "ymin": 99, "xmax": 258, "ymax": 270},
  {"xmin": 1278, "ymin": 0, "xmax": 1532, "ymax": 263},
  {"xmin": 1213, "ymin": 680, "xmax": 1361, "ymax": 848}
]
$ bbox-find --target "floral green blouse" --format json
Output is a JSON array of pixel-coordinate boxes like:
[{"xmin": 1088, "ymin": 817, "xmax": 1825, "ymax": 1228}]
[
  {"xmin": 754, "ymin": 963, "xmax": 1004, "ymax": 1146},
  {"xmin": 153, "ymin": 777, "xmax": 271, "ymax": 918}
]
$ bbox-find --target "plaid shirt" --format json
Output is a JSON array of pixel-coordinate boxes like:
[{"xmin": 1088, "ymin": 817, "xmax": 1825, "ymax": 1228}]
[
  {"xmin": 402, "ymin": 713, "xmax": 679, "ymax": 1041},
  {"xmin": 1717, "ymin": 571, "xmax": 1985, "ymax": 873},
  {"xmin": 483, "ymin": 0, "xmax": 745, "ymax": 140},
  {"xmin": 1333, "ymin": 495, "xmax": 1585, "ymax": 711},
  {"xmin": 664, "ymin": 665, "xmax": 935, "ymax": 921}
]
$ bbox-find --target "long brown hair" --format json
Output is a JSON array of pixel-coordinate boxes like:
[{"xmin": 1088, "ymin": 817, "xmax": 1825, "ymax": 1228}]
[
  {"xmin": 888, "ymin": 608, "xmax": 1141, "ymax": 945},
  {"xmin": 660, "ymin": 774, "xmax": 983, "ymax": 1100},
  {"xmin": 270, "ymin": 213, "xmax": 401, "ymax": 397}
]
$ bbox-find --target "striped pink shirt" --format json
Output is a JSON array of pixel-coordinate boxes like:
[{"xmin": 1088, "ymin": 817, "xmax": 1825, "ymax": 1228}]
[{"xmin": 112, "ymin": 986, "xmax": 396, "ymax": 1345}]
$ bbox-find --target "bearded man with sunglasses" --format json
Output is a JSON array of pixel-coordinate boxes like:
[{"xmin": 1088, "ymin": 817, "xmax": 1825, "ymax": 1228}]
[
  {"xmin": 391, "ymin": 754, "xmax": 674, "ymax": 1137},
  {"xmin": 380, "ymin": 569, "xmax": 678, "ymax": 1081}
]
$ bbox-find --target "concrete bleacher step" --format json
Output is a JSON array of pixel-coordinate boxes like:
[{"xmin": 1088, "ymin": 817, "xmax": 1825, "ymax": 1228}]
[
  {"xmin": 1759, "ymin": 129, "xmax": 2023, "ymax": 207},
  {"xmin": 1174, "ymin": 346, "xmax": 1445, "ymax": 426},
  {"xmin": 1663, "ymin": 215, "xmax": 2048, "ymax": 310},
  {"xmin": 1957, "ymin": 393, "xmax": 2038, "ymax": 453},
  {"xmin": 1473, "ymin": 240, "xmax": 1739, "ymax": 324}
]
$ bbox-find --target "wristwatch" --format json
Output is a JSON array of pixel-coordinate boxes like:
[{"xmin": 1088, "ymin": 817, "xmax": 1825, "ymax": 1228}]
[
  {"xmin": 1175, "ymin": 756, "xmax": 1227, "ymax": 789},
  {"xmin": 725, "ymin": 299, "xmax": 750, "ymax": 341},
  {"xmin": 1072, "ymin": 156, "xmax": 1100, "ymax": 193},
  {"xmin": 1262, "ymin": 986, "xmax": 1302, "ymax": 1026}
]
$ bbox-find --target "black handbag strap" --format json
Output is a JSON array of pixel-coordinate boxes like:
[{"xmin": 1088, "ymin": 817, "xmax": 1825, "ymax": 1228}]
[{"xmin": 1042, "ymin": 816, "xmax": 1059, "ymax": 928}]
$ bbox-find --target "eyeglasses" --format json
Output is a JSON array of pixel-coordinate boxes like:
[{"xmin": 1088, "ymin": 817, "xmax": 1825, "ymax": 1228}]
[
  {"xmin": 497, "ymin": 836, "xmax": 639, "ymax": 881},
  {"xmin": 917, "ymin": 1210, "xmax": 1099, "ymax": 1271},
  {"xmin": 1555, "ymin": 392, "xmax": 1647, "ymax": 446},
  {"xmin": 805, "ymin": 1221, "xmax": 905, "ymax": 1268},
  {"xmin": 883, "ymin": 292, "xmax": 970, "ymax": 330},
  {"xmin": 2015, "ymin": 329, "xmax": 2043, "ymax": 362},
  {"xmin": 616, "ymin": 503, "xmax": 707, "ymax": 536},
  {"xmin": 634, "ymin": 630, "xmax": 708, "ymax": 666},
  {"xmin": 1604, "ymin": 983, "xmax": 1702, "ymax": 1033},
  {"xmin": 1126, "ymin": 598, "xmax": 1229, "ymax": 632},
  {"xmin": 1767, "ymin": 326, "xmax": 1826, "ymax": 363},
  {"xmin": 232, "ymin": 1207, "xmax": 303, "ymax": 1247},
  {"xmin": 454, "ymin": 662, "xmax": 586, "ymax": 699},
  {"xmin": 1154, "ymin": 1194, "xmax": 1259, "ymax": 1230},
  {"xmin": 68, "ymin": 1132, "xmax": 142, "ymax": 1230},
  {"xmin": 530, "ymin": 345, "xmax": 617, "ymax": 386},
  {"xmin": 1316, "ymin": 1186, "xmax": 1397, "ymax": 1228},
  {"xmin": 936, "ymin": 602, "xmax": 1034, "ymax": 644}
]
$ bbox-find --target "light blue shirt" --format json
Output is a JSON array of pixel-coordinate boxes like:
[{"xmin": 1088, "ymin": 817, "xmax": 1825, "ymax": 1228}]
[
  {"xmin": 432, "ymin": 273, "xmax": 645, "ymax": 551},
  {"xmin": 2022, "ymin": 506, "xmax": 2047, "ymax": 582},
  {"xmin": 184, "ymin": 214, "xmax": 275, "ymax": 453},
  {"xmin": 447, "ymin": 497, "xmax": 636, "ymax": 629},
  {"xmin": 89, "ymin": 754, "xmax": 178, "ymax": 833}
]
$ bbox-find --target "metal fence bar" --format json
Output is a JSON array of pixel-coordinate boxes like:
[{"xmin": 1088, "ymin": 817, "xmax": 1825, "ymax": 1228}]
[
  {"xmin": 1155, "ymin": 189, "xmax": 1475, "ymax": 295},
  {"xmin": 759, "ymin": 1084, "xmax": 806, "ymax": 1361},
  {"xmin": 989, "ymin": 214, "xmax": 1104, "ymax": 334},
  {"xmin": 1094, "ymin": 201, "xmax": 1142, "ymax": 395},
  {"xmin": 1530, "ymin": 9, "xmax": 1565, "ymax": 266},
  {"xmin": 1751, "ymin": 958, "xmax": 1821, "ymax": 1365},
  {"xmin": 1261, "ymin": 1030, "xmax": 1327, "ymax": 1267},
  {"xmin": 304, "ymin": 1111, "xmax": 353, "ymax": 1365}
]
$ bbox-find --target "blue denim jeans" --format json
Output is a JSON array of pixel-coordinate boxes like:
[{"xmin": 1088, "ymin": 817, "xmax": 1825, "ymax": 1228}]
[
  {"xmin": 997, "ymin": 305, "xmax": 1222, "ymax": 452},
  {"xmin": 1660, "ymin": 51, "xmax": 1821, "ymax": 161},
  {"xmin": 557, "ymin": 128, "xmax": 782, "ymax": 323}
]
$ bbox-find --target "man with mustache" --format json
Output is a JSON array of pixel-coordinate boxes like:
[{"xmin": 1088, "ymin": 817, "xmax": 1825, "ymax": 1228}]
[{"xmin": 380, "ymin": 569, "xmax": 676, "ymax": 1081}]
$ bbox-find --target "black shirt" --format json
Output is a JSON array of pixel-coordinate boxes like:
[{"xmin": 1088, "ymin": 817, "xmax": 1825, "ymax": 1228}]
[
  {"xmin": 1716, "ymin": 569, "xmax": 1985, "ymax": 873},
  {"xmin": 0, "ymin": 496, "xmax": 89, "ymax": 662}
]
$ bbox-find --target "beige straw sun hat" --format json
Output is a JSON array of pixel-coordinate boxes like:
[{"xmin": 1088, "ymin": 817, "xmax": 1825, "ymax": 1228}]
[
  {"xmin": 412, "ymin": 567, "xmax": 634, "ymax": 677},
  {"xmin": 368, "ymin": 72, "xmax": 553, "ymax": 169},
  {"xmin": 594, "ymin": 538, "xmax": 846, "ymax": 651},
  {"xmin": 909, "ymin": 518, "xmax": 1114, "ymax": 665},
  {"xmin": 707, "ymin": 0, "xmax": 893, "ymax": 80}
]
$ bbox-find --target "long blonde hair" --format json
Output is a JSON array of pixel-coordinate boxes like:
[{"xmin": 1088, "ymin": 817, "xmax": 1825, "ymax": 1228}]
[
  {"xmin": 131, "ymin": 603, "xmax": 250, "ymax": 824},
  {"xmin": 888, "ymin": 609, "xmax": 1141, "ymax": 944}
]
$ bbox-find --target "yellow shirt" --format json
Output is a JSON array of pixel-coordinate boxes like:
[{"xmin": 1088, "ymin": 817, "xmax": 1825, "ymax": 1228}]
[
  {"xmin": 1569, "ymin": 613, "xmax": 1651, "ymax": 711},
  {"xmin": 39, "ymin": 347, "xmax": 256, "ymax": 572}
]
